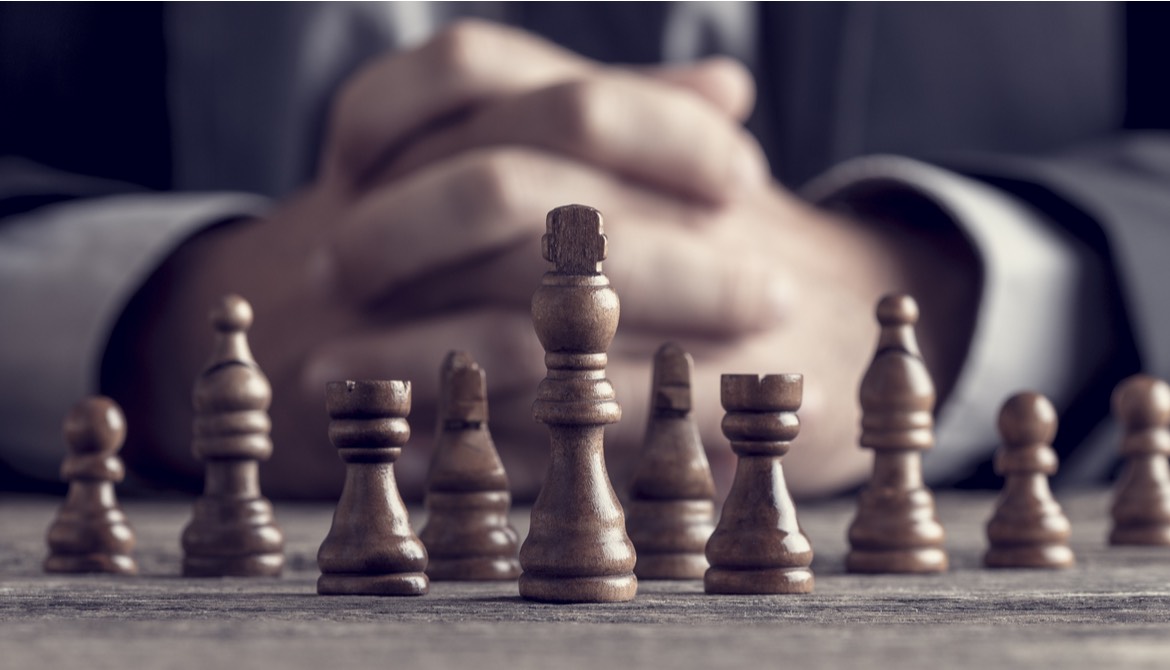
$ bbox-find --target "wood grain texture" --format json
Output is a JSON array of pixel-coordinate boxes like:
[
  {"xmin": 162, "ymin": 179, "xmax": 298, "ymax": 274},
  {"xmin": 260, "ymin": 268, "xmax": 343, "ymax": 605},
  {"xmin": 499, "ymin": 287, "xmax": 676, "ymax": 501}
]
[
  {"xmin": 847, "ymin": 294, "xmax": 948, "ymax": 574},
  {"xmin": 4, "ymin": 492, "xmax": 1168, "ymax": 670},
  {"xmin": 180, "ymin": 295, "xmax": 284, "ymax": 577},
  {"xmin": 519, "ymin": 204, "xmax": 636, "ymax": 603},
  {"xmin": 704, "ymin": 374, "xmax": 813, "ymax": 594},
  {"xmin": 626, "ymin": 343, "xmax": 716, "ymax": 580},
  {"xmin": 317, "ymin": 380, "xmax": 428, "ymax": 596},
  {"xmin": 984, "ymin": 392, "xmax": 1075, "ymax": 569},
  {"xmin": 44, "ymin": 396, "xmax": 137, "ymax": 575},
  {"xmin": 419, "ymin": 351, "xmax": 521, "ymax": 581},
  {"xmin": 1109, "ymin": 373, "xmax": 1170, "ymax": 545}
]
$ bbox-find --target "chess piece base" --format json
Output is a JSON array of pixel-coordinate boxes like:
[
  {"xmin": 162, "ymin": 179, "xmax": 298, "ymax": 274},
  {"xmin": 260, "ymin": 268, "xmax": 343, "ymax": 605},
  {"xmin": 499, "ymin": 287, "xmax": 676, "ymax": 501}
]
[
  {"xmin": 984, "ymin": 544, "xmax": 1075, "ymax": 569},
  {"xmin": 183, "ymin": 553, "xmax": 284, "ymax": 577},
  {"xmin": 1109, "ymin": 524, "xmax": 1170, "ymax": 546},
  {"xmin": 703, "ymin": 567, "xmax": 814, "ymax": 595},
  {"xmin": 846, "ymin": 548, "xmax": 948, "ymax": 574},
  {"xmin": 518, "ymin": 572, "xmax": 637, "ymax": 603},
  {"xmin": 44, "ymin": 553, "xmax": 137, "ymax": 575},
  {"xmin": 317, "ymin": 572, "xmax": 430, "ymax": 596},
  {"xmin": 634, "ymin": 553, "xmax": 708, "ymax": 580},
  {"xmin": 427, "ymin": 557, "xmax": 521, "ymax": 581}
]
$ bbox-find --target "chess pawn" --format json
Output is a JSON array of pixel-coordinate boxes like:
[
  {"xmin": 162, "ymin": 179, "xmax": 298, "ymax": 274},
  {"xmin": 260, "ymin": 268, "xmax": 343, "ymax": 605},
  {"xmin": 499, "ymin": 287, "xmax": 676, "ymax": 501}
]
[
  {"xmin": 984, "ymin": 392, "xmax": 1075, "ymax": 568},
  {"xmin": 846, "ymin": 294, "xmax": 948, "ymax": 574},
  {"xmin": 626, "ymin": 343, "xmax": 716, "ymax": 580},
  {"xmin": 318, "ymin": 380, "xmax": 429, "ymax": 596},
  {"xmin": 181, "ymin": 295, "xmax": 284, "ymax": 577},
  {"xmin": 44, "ymin": 396, "xmax": 137, "ymax": 575},
  {"xmin": 419, "ymin": 351, "xmax": 521, "ymax": 580},
  {"xmin": 519, "ymin": 204, "xmax": 637, "ymax": 603},
  {"xmin": 705, "ymin": 374, "xmax": 814, "ymax": 594},
  {"xmin": 1109, "ymin": 374, "xmax": 1170, "ymax": 545}
]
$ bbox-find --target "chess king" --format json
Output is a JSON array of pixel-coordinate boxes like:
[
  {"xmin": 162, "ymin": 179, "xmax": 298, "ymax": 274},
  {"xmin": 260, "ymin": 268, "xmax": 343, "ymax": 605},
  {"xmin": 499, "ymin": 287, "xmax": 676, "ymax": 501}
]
[{"xmin": 518, "ymin": 204, "xmax": 638, "ymax": 603}]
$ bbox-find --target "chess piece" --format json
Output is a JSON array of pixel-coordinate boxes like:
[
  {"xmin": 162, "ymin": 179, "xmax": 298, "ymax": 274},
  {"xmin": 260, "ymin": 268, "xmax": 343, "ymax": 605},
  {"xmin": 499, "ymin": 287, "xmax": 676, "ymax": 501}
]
[
  {"xmin": 519, "ymin": 204, "xmax": 637, "ymax": 603},
  {"xmin": 44, "ymin": 396, "xmax": 137, "ymax": 575},
  {"xmin": 1109, "ymin": 374, "xmax": 1170, "ymax": 545},
  {"xmin": 419, "ymin": 351, "xmax": 521, "ymax": 580},
  {"xmin": 318, "ymin": 380, "xmax": 429, "ymax": 596},
  {"xmin": 626, "ymin": 343, "xmax": 716, "ymax": 580},
  {"xmin": 984, "ymin": 392, "xmax": 1075, "ymax": 568},
  {"xmin": 705, "ymin": 374, "xmax": 814, "ymax": 594},
  {"xmin": 846, "ymin": 294, "xmax": 948, "ymax": 574},
  {"xmin": 181, "ymin": 295, "xmax": 284, "ymax": 577}
]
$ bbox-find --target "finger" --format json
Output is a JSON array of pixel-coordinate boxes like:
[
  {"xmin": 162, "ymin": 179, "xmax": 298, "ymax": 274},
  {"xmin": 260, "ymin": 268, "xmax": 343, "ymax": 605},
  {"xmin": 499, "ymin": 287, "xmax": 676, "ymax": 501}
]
[
  {"xmin": 300, "ymin": 308, "xmax": 544, "ymax": 416},
  {"xmin": 323, "ymin": 19, "xmax": 597, "ymax": 185},
  {"xmin": 377, "ymin": 73, "xmax": 769, "ymax": 204},
  {"xmin": 639, "ymin": 56, "xmax": 757, "ymax": 123},
  {"xmin": 329, "ymin": 146, "xmax": 698, "ymax": 305},
  {"xmin": 382, "ymin": 209, "xmax": 792, "ymax": 338},
  {"xmin": 323, "ymin": 19, "xmax": 756, "ymax": 187}
]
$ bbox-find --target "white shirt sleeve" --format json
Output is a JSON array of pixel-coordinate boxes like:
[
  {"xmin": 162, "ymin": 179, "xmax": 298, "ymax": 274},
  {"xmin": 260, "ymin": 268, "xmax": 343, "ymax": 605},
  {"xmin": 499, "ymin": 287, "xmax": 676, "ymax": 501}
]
[
  {"xmin": 0, "ymin": 193, "xmax": 269, "ymax": 481},
  {"xmin": 804, "ymin": 155, "xmax": 1110, "ymax": 483}
]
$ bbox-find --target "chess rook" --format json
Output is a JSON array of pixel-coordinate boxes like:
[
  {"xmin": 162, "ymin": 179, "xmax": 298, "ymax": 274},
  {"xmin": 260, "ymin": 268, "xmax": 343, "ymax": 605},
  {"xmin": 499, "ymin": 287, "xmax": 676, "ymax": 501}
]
[
  {"xmin": 419, "ymin": 351, "xmax": 521, "ymax": 581},
  {"xmin": 518, "ymin": 204, "xmax": 637, "ymax": 603},
  {"xmin": 44, "ymin": 396, "xmax": 137, "ymax": 575},
  {"xmin": 318, "ymin": 380, "xmax": 429, "ymax": 596},
  {"xmin": 846, "ymin": 294, "xmax": 948, "ymax": 574},
  {"xmin": 181, "ymin": 295, "xmax": 284, "ymax": 577},
  {"xmin": 626, "ymin": 343, "xmax": 716, "ymax": 580},
  {"xmin": 1109, "ymin": 374, "xmax": 1170, "ymax": 545},
  {"xmin": 705, "ymin": 374, "xmax": 814, "ymax": 595},
  {"xmin": 984, "ymin": 392, "xmax": 1075, "ymax": 569}
]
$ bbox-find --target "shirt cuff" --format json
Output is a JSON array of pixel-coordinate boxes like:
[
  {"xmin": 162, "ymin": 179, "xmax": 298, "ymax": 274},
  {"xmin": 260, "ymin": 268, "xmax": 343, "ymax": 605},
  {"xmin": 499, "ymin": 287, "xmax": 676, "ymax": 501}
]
[
  {"xmin": 804, "ymin": 155, "xmax": 1107, "ymax": 484},
  {"xmin": 0, "ymin": 192, "xmax": 270, "ymax": 481}
]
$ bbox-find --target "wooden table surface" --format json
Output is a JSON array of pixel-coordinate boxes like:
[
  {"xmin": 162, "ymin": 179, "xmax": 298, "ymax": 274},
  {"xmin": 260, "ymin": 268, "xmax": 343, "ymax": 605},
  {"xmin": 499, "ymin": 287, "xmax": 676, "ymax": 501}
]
[{"xmin": 2, "ymin": 491, "xmax": 1168, "ymax": 669}]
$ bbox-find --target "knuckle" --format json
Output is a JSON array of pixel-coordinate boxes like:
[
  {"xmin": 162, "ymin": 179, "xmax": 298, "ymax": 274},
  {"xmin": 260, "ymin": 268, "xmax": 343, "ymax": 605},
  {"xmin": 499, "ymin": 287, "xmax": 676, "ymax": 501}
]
[
  {"xmin": 545, "ymin": 79, "xmax": 610, "ymax": 149},
  {"xmin": 423, "ymin": 19, "xmax": 496, "ymax": 80},
  {"xmin": 450, "ymin": 150, "xmax": 527, "ymax": 221}
]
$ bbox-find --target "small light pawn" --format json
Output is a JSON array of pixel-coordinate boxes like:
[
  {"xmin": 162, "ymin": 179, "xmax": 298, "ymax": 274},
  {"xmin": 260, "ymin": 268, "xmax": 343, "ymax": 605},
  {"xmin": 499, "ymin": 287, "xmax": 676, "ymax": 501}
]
[
  {"xmin": 984, "ymin": 392, "xmax": 1075, "ymax": 569},
  {"xmin": 44, "ymin": 396, "xmax": 137, "ymax": 575},
  {"xmin": 1109, "ymin": 374, "xmax": 1170, "ymax": 546}
]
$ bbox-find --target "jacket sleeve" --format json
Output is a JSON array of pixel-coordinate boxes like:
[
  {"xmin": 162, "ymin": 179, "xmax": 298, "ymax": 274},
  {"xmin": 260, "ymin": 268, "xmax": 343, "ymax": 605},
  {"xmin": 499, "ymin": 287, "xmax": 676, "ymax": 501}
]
[{"xmin": 0, "ymin": 175, "xmax": 267, "ymax": 482}]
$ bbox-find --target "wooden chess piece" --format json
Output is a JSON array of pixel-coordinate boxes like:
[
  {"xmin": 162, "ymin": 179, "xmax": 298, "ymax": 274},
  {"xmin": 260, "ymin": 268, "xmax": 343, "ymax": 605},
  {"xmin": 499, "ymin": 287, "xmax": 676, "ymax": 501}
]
[
  {"xmin": 846, "ymin": 294, "xmax": 948, "ymax": 574},
  {"xmin": 705, "ymin": 374, "xmax": 814, "ymax": 594},
  {"xmin": 626, "ymin": 343, "xmax": 716, "ymax": 580},
  {"xmin": 984, "ymin": 392, "xmax": 1075, "ymax": 568},
  {"xmin": 181, "ymin": 295, "xmax": 284, "ymax": 577},
  {"xmin": 518, "ymin": 204, "xmax": 637, "ymax": 603},
  {"xmin": 318, "ymin": 380, "xmax": 429, "ymax": 596},
  {"xmin": 419, "ymin": 351, "xmax": 521, "ymax": 580},
  {"xmin": 44, "ymin": 396, "xmax": 137, "ymax": 575},
  {"xmin": 1109, "ymin": 374, "xmax": 1170, "ymax": 545}
]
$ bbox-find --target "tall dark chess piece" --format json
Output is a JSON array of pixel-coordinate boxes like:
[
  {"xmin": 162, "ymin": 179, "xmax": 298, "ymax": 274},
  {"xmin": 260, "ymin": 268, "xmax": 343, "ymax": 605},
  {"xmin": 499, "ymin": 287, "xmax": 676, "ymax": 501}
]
[
  {"xmin": 984, "ymin": 392, "xmax": 1075, "ymax": 569},
  {"xmin": 1109, "ymin": 374, "xmax": 1170, "ymax": 545},
  {"xmin": 181, "ymin": 295, "xmax": 284, "ymax": 577},
  {"xmin": 419, "ymin": 351, "xmax": 521, "ymax": 580},
  {"xmin": 626, "ymin": 343, "xmax": 716, "ymax": 580},
  {"xmin": 518, "ymin": 204, "xmax": 637, "ymax": 603},
  {"xmin": 318, "ymin": 380, "xmax": 429, "ymax": 596},
  {"xmin": 44, "ymin": 396, "xmax": 137, "ymax": 575},
  {"xmin": 846, "ymin": 294, "xmax": 948, "ymax": 574},
  {"xmin": 705, "ymin": 374, "xmax": 814, "ymax": 594}
]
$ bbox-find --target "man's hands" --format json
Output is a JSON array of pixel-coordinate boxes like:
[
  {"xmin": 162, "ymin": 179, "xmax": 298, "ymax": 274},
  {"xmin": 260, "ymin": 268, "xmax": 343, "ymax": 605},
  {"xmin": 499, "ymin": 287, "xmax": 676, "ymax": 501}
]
[{"xmin": 111, "ymin": 20, "xmax": 977, "ymax": 500}]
